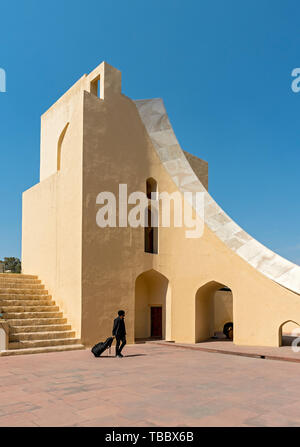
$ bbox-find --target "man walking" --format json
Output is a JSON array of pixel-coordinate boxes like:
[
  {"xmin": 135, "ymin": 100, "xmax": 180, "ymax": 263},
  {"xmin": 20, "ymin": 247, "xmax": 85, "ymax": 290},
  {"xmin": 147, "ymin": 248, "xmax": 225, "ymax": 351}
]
[{"xmin": 112, "ymin": 310, "xmax": 126, "ymax": 358}]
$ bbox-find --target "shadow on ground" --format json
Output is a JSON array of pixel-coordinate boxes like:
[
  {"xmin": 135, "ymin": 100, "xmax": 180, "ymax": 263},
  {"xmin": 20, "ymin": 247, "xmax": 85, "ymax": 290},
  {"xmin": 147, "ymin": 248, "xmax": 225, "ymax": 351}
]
[{"xmin": 94, "ymin": 354, "xmax": 147, "ymax": 359}]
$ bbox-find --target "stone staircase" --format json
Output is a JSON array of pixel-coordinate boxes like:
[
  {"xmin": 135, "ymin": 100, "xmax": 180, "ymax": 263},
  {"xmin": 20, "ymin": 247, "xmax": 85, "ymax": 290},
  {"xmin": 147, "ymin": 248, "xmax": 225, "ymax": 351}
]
[{"xmin": 0, "ymin": 273, "xmax": 84, "ymax": 356}]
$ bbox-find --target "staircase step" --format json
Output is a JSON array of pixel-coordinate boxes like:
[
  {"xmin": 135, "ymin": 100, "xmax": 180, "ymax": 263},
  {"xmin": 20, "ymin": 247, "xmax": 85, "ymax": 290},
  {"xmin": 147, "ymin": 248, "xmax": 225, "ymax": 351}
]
[
  {"xmin": 6, "ymin": 317, "xmax": 68, "ymax": 326},
  {"xmin": 10, "ymin": 330, "xmax": 76, "ymax": 342},
  {"xmin": 1, "ymin": 305, "xmax": 59, "ymax": 313},
  {"xmin": 0, "ymin": 274, "xmax": 38, "ymax": 279},
  {"xmin": 0, "ymin": 283, "xmax": 44, "ymax": 290},
  {"xmin": 9, "ymin": 338, "xmax": 82, "ymax": 349},
  {"xmin": 0, "ymin": 299, "xmax": 55, "ymax": 306},
  {"xmin": 0, "ymin": 279, "xmax": 41, "ymax": 285},
  {"xmin": 0, "ymin": 288, "xmax": 47, "ymax": 295},
  {"xmin": 0, "ymin": 294, "xmax": 51, "ymax": 300},
  {"xmin": 4, "ymin": 311, "xmax": 63, "ymax": 320},
  {"xmin": 0, "ymin": 344, "xmax": 85, "ymax": 357},
  {"xmin": 0, "ymin": 273, "xmax": 83, "ymax": 356},
  {"xmin": 9, "ymin": 324, "xmax": 72, "ymax": 333}
]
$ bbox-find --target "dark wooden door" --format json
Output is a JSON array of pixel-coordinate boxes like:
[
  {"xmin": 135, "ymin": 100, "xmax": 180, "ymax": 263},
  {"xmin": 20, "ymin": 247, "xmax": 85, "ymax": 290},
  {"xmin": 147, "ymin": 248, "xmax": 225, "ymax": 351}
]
[{"xmin": 151, "ymin": 307, "xmax": 162, "ymax": 338}]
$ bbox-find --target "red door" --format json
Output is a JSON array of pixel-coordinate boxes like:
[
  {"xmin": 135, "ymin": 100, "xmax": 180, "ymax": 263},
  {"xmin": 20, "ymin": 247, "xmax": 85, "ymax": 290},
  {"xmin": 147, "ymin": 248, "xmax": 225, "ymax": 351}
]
[{"xmin": 151, "ymin": 307, "xmax": 162, "ymax": 338}]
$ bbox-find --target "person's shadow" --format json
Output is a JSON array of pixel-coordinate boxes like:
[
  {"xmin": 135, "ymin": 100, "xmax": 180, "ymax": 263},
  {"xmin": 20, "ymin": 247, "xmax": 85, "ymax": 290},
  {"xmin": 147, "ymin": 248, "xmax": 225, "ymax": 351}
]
[{"xmin": 96, "ymin": 354, "xmax": 146, "ymax": 359}]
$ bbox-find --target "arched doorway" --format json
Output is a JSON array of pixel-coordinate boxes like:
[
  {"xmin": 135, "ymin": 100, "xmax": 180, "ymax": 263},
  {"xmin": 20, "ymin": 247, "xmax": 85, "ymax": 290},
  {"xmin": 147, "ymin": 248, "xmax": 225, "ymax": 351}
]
[
  {"xmin": 135, "ymin": 270, "xmax": 171, "ymax": 341},
  {"xmin": 195, "ymin": 281, "xmax": 233, "ymax": 343},
  {"xmin": 279, "ymin": 320, "xmax": 300, "ymax": 346}
]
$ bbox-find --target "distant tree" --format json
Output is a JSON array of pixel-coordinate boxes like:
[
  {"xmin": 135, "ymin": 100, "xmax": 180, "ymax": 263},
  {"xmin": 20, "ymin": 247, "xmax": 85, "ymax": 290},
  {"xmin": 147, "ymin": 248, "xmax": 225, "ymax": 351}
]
[{"xmin": 4, "ymin": 257, "xmax": 21, "ymax": 273}]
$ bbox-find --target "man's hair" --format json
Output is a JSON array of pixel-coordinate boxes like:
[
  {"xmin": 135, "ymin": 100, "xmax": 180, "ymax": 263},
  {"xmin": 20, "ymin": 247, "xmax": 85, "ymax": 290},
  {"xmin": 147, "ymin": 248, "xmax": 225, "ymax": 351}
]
[{"xmin": 118, "ymin": 310, "xmax": 125, "ymax": 316}]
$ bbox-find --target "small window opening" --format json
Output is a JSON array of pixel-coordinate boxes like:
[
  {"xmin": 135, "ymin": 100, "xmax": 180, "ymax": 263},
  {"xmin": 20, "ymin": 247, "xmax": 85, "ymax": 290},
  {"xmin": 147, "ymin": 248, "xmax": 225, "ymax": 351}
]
[
  {"xmin": 90, "ymin": 75, "xmax": 101, "ymax": 98},
  {"xmin": 145, "ymin": 206, "xmax": 158, "ymax": 254},
  {"xmin": 146, "ymin": 178, "xmax": 158, "ymax": 200}
]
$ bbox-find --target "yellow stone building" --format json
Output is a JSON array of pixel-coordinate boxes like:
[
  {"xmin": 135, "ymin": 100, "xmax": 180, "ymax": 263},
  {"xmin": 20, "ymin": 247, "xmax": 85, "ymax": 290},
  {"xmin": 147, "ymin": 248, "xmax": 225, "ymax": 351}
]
[{"xmin": 2, "ymin": 62, "xmax": 300, "ymax": 355}]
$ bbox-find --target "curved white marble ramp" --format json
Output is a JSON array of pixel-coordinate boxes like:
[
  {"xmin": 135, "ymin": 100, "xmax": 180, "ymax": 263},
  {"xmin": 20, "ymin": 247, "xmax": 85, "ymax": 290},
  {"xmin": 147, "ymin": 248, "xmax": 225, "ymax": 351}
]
[{"xmin": 134, "ymin": 98, "xmax": 300, "ymax": 295}]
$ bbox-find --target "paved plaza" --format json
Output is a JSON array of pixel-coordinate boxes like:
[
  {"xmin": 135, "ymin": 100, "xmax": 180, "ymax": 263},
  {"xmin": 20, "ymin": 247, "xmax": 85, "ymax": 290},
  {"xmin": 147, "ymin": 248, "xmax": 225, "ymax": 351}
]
[{"xmin": 1, "ymin": 343, "xmax": 300, "ymax": 427}]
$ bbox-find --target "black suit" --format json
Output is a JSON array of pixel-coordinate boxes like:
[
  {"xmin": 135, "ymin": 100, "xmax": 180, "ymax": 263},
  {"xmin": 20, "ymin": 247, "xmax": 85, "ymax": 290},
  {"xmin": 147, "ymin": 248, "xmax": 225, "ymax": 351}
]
[{"xmin": 112, "ymin": 316, "xmax": 126, "ymax": 356}]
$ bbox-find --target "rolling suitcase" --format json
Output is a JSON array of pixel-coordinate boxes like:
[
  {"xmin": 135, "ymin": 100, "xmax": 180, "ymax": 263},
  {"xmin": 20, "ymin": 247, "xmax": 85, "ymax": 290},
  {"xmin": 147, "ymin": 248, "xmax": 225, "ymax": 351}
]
[{"xmin": 91, "ymin": 336, "xmax": 114, "ymax": 357}]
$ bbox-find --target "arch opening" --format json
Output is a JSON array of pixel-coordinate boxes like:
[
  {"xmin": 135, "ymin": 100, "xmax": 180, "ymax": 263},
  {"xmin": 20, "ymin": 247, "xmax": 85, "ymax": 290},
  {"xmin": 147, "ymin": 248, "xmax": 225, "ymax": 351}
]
[
  {"xmin": 135, "ymin": 269, "xmax": 171, "ymax": 342},
  {"xmin": 279, "ymin": 320, "xmax": 300, "ymax": 347},
  {"xmin": 90, "ymin": 75, "xmax": 102, "ymax": 98},
  {"xmin": 57, "ymin": 123, "xmax": 69, "ymax": 172},
  {"xmin": 195, "ymin": 281, "xmax": 233, "ymax": 343},
  {"xmin": 146, "ymin": 177, "xmax": 158, "ymax": 200}
]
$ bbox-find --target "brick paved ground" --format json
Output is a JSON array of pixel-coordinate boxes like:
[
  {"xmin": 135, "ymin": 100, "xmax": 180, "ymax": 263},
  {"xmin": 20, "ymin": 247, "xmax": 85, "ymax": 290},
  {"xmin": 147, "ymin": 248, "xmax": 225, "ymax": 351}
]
[{"xmin": 1, "ymin": 343, "xmax": 300, "ymax": 427}]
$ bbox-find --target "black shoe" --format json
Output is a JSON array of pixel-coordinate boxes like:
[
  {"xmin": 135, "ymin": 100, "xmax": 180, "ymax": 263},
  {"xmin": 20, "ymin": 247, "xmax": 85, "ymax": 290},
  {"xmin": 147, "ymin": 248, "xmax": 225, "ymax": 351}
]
[{"xmin": 117, "ymin": 353, "xmax": 124, "ymax": 358}]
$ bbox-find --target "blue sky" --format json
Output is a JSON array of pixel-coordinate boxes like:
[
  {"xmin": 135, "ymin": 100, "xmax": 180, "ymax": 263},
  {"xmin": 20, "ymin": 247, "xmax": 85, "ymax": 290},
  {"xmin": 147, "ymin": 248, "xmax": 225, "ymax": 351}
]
[{"xmin": 0, "ymin": 0, "xmax": 299, "ymax": 264}]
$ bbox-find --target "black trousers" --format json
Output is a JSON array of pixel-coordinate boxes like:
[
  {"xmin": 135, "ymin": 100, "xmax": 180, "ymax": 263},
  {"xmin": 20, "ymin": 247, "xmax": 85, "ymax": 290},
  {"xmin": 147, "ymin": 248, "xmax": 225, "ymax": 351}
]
[{"xmin": 115, "ymin": 336, "xmax": 126, "ymax": 356}]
